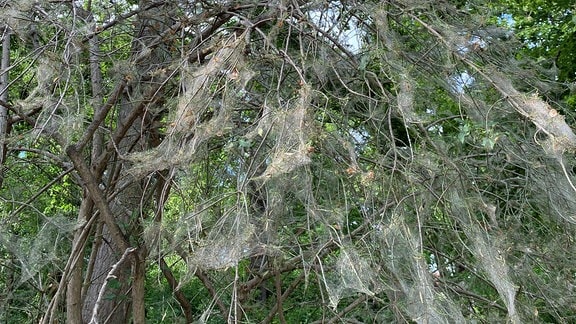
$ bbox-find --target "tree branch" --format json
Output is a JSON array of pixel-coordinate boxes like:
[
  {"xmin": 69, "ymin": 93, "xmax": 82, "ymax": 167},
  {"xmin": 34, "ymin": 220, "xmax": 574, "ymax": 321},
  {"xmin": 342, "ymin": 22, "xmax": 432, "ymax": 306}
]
[
  {"xmin": 159, "ymin": 257, "xmax": 194, "ymax": 323},
  {"xmin": 262, "ymin": 271, "xmax": 305, "ymax": 324},
  {"xmin": 74, "ymin": 79, "xmax": 126, "ymax": 151},
  {"xmin": 66, "ymin": 146, "xmax": 130, "ymax": 253}
]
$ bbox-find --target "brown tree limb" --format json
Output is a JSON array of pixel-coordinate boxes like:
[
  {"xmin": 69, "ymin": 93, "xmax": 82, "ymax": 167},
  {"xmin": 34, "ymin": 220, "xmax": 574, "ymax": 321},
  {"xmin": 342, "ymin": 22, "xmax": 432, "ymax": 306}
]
[
  {"xmin": 132, "ymin": 251, "xmax": 147, "ymax": 324},
  {"xmin": 325, "ymin": 294, "xmax": 369, "ymax": 324},
  {"xmin": 42, "ymin": 205, "xmax": 99, "ymax": 324},
  {"xmin": 274, "ymin": 270, "xmax": 287, "ymax": 324},
  {"xmin": 82, "ymin": 220, "xmax": 103, "ymax": 299},
  {"xmin": 67, "ymin": 11, "xmax": 108, "ymax": 321},
  {"xmin": 194, "ymin": 268, "xmax": 229, "ymax": 318},
  {"xmin": 74, "ymin": 79, "xmax": 126, "ymax": 151},
  {"xmin": 161, "ymin": 233, "xmax": 229, "ymax": 319},
  {"xmin": 92, "ymin": 80, "xmax": 165, "ymax": 177},
  {"xmin": 447, "ymin": 284, "xmax": 507, "ymax": 312},
  {"xmin": 262, "ymin": 271, "xmax": 305, "ymax": 324},
  {"xmin": 66, "ymin": 146, "xmax": 130, "ymax": 253},
  {"xmin": 159, "ymin": 257, "xmax": 194, "ymax": 323},
  {"xmin": 68, "ymin": 232, "xmax": 100, "ymax": 318},
  {"xmin": 0, "ymin": 98, "xmax": 39, "ymax": 127},
  {"xmin": 0, "ymin": 25, "xmax": 10, "ymax": 189}
]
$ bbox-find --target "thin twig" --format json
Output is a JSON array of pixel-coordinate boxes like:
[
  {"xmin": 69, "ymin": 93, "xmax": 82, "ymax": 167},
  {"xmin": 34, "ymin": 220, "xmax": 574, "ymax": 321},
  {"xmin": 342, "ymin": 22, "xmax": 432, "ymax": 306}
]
[{"xmin": 8, "ymin": 166, "xmax": 74, "ymax": 219}]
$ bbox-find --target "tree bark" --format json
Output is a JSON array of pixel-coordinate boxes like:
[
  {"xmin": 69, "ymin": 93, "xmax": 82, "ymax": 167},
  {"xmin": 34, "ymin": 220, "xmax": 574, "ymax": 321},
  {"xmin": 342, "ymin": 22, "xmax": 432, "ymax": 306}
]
[
  {"xmin": 159, "ymin": 257, "xmax": 194, "ymax": 323},
  {"xmin": 131, "ymin": 252, "xmax": 147, "ymax": 324},
  {"xmin": 79, "ymin": 1, "xmax": 178, "ymax": 321},
  {"xmin": 0, "ymin": 25, "xmax": 11, "ymax": 189},
  {"xmin": 0, "ymin": 26, "xmax": 13, "ymax": 321},
  {"xmin": 66, "ymin": 198, "xmax": 93, "ymax": 324},
  {"xmin": 67, "ymin": 5, "xmax": 106, "ymax": 322}
]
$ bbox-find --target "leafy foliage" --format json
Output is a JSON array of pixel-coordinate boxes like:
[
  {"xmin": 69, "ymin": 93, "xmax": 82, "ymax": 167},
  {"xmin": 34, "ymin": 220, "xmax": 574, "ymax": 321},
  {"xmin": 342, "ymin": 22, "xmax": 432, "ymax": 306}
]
[{"xmin": 499, "ymin": 0, "xmax": 576, "ymax": 82}]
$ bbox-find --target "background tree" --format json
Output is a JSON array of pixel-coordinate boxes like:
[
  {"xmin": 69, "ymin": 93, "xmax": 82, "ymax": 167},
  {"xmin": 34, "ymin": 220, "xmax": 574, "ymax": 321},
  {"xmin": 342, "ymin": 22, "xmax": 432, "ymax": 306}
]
[
  {"xmin": 499, "ymin": 0, "xmax": 576, "ymax": 83},
  {"xmin": 1, "ymin": 0, "xmax": 576, "ymax": 323}
]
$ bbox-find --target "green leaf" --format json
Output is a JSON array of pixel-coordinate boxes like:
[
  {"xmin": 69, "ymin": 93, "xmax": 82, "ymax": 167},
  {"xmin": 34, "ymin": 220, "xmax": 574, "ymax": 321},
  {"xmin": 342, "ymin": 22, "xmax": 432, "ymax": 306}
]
[
  {"xmin": 238, "ymin": 138, "xmax": 252, "ymax": 148},
  {"xmin": 458, "ymin": 123, "xmax": 470, "ymax": 143},
  {"xmin": 482, "ymin": 137, "xmax": 496, "ymax": 150}
]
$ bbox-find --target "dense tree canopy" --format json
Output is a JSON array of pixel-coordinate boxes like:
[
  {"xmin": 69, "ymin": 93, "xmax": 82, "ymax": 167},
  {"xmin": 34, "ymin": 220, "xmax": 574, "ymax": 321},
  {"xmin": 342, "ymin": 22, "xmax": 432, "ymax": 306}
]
[
  {"xmin": 1, "ymin": 0, "xmax": 576, "ymax": 323},
  {"xmin": 500, "ymin": 0, "xmax": 576, "ymax": 83}
]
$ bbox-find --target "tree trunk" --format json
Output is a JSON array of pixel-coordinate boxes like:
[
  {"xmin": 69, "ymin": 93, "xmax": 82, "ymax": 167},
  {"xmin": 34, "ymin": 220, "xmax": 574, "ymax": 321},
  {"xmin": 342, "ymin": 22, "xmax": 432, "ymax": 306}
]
[
  {"xmin": 66, "ymin": 198, "xmax": 93, "ymax": 324},
  {"xmin": 79, "ymin": 1, "xmax": 176, "ymax": 321},
  {"xmin": 67, "ymin": 6, "xmax": 106, "ymax": 322},
  {"xmin": 132, "ymin": 252, "xmax": 147, "ymax": 324},
  {"xmin": 0, "ymin": 25, "xmax": 11, "ymax": 188}
]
